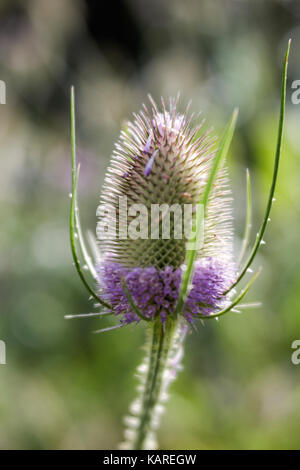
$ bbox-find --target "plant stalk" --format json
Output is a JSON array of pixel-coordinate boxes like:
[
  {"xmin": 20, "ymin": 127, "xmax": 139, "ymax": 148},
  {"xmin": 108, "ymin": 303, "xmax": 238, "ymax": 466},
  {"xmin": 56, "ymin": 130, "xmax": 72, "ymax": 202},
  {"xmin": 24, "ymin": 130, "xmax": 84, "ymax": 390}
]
[{"xmin": 130, "ymin": 317, "xmax": 186, "ymax": 450}]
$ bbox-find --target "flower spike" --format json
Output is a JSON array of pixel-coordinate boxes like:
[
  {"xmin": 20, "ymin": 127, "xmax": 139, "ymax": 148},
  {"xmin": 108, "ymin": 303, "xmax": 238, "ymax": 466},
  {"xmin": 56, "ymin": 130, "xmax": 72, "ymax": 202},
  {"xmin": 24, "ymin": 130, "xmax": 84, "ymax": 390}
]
[
  {"xmin": 65, "ymin": 311, "xmax": 113, "ymax": 319},
  {"xmin": 93, "ymin": 324, "xmax": 127, "ymax": 334}
]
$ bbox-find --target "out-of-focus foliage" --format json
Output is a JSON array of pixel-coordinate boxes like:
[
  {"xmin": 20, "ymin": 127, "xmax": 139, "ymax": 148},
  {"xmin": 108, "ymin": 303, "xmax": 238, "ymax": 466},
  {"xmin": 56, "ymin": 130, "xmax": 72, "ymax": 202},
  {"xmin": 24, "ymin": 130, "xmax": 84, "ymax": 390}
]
[{"xmin": 0, "ymin": 0, "xmax": 300, "ymax": 449}]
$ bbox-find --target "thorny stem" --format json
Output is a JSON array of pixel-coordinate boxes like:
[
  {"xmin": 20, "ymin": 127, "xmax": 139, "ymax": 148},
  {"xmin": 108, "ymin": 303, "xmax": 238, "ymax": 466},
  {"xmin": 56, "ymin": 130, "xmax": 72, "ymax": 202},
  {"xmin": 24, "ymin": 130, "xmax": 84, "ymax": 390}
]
[{"xmin": 132, "ymin": 318, "xmax": 183, "ymax": 450}]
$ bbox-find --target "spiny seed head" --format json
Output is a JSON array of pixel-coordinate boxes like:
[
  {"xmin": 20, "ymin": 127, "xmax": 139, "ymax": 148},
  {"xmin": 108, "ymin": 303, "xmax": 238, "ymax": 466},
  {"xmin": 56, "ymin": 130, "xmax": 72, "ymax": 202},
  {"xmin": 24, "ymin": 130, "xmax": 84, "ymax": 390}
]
[{"xmin": 97, "ymin": 96, "xmax": 235, "ymax": 324}]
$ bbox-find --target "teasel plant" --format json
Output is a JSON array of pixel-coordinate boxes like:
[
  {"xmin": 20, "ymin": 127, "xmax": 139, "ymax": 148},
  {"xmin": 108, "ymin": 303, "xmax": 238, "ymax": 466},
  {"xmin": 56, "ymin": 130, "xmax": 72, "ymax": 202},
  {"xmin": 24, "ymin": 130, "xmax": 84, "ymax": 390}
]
[{"xmin": 66, "ymin": 41, "xmax": 290, "ymax": 450}]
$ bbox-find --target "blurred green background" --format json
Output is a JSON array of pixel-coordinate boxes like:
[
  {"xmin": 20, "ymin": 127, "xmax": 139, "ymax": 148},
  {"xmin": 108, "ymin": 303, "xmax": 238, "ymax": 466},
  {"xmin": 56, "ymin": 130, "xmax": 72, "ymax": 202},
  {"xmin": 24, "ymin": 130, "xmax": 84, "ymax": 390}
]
[{"xmin": 0, "ymin": 0, "xmax": 300, "ymax": 450}]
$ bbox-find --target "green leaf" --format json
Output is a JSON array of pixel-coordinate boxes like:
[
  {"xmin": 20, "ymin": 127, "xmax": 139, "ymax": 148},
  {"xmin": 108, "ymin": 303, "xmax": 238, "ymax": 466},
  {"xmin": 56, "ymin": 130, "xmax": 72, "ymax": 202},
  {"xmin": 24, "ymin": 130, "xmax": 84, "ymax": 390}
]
[
  {"xmin": 227, "ymin": 39, "xmax": 291, "ymax": 293},
  {"xmin": 199, "ymin": 267, "xmax": 261, "ymax": 320},
  {"xmin": 174, "ymin": 108, "xmax": 238, "ymax": 316},
  {"xmin": 69, "ymin": 87, "xmax": 111, "ymax": 309},
  {"xmin": 237, "ymin": 168, "xmax": 252, "ymax": 266},
  {"xmin": 74, "ymin": 196, "xmax": 98, "ymax": 280}
]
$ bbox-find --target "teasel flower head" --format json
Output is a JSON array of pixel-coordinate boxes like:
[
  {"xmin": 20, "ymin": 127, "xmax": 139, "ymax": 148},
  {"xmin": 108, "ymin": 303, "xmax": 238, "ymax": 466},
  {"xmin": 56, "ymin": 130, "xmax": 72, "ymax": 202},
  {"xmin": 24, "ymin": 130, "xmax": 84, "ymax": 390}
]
[
  {"xmin": 69, "ymin": 33, "xmax": 289, "ymax": 327},
  {"xmin": 96, "ymin": 96, "xmax": 238, "ymax": 325}
]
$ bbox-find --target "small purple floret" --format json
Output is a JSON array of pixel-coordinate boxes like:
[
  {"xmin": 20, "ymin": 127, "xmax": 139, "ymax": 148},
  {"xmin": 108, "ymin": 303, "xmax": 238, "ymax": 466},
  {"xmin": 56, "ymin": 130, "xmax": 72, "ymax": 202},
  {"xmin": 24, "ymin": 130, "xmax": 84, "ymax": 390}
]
[
  {"xmin": 96, "ymin": 258, "xmax": 235, "ymax": 324},
  {"xmin": 144, "ymin": 150, "xmax": 158, "ymax": 177},
  {"xmin": 143, "ymin": 133, "xmax": 152, "ymax": 154}
]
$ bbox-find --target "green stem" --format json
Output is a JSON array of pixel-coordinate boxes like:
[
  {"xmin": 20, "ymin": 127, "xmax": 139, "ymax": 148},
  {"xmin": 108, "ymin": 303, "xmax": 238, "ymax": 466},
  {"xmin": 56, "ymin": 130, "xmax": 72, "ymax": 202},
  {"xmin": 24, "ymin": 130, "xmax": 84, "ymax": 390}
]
[{"xmin": 132, "ymin": 317, "xmax": 182, "ymax": 450}]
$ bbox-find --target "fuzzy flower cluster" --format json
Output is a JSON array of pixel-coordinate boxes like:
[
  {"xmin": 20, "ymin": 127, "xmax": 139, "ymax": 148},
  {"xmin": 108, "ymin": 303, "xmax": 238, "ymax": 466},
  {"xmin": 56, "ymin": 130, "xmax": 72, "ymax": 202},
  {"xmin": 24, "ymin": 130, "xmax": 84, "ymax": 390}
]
[
  {"xmin": 97, "ymin": 96, "xmax": 236, "ymax": 324},
  {"xmin": 97, "ymin": 258, "xmax": 235, "ymax": 324}
]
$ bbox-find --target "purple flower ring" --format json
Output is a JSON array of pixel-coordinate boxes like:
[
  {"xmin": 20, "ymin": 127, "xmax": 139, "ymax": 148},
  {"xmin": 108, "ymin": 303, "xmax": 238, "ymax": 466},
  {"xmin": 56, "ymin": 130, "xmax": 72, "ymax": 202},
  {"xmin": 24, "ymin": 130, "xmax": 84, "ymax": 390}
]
[{"xmin": 97, "ymin": 257, "xmax": 235, "ymax": 324}]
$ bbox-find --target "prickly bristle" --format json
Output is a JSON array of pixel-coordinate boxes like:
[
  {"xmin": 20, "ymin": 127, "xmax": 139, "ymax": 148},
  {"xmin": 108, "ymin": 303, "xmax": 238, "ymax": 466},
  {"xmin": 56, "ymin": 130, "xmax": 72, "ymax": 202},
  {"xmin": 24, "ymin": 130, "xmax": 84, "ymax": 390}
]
[{"xmin": 97, "ymin": 96, "xmax": 234, "ymax": 270}]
